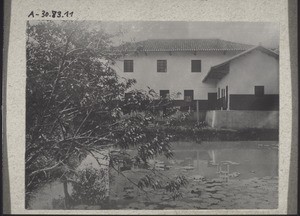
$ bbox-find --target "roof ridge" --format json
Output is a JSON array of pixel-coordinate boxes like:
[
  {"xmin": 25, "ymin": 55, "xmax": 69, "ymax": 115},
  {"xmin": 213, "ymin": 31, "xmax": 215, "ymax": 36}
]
[
  {"xmin": 131, "ymin": 38, "xmax": 254, "ymax": 46},
  {"xmin": 136, "ymin": 38, "xmax": 223, "ymax": 42},
  {"xmin": 116, "ymin": 38, "xmax": 255, "ymax": 52}
]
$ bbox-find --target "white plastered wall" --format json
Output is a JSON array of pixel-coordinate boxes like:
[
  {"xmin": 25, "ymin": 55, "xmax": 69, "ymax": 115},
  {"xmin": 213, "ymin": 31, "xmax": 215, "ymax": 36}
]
[
  {"xmin": 216, "ymin": 49, "xmax": 279, "ymax": 96},
  {"xmin": 113, "ymin": 51, "xmax": 241, "ymax": 100}
]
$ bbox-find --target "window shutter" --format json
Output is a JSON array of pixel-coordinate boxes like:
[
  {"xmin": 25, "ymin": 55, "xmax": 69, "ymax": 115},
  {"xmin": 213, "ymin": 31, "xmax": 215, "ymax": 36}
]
[
  {"xmin": 184, "ymin": 90, "xmax": 194, "ymax": 101},
  {"xmin": 254, "ymin": 86, "xmax": 264, "ymax": 96},
  {"xmin": 160, "ymin": 90, "xmax": 170, "ymax": 98},
  {"xmin": 157, "ymin": 60, "xmax": 167, "ymax": 72},
  {"xmin": 191, "ymin": 60, "xmax": 201, "ymax": 72},
  {"xmin": 124, "ymin": 60, "xmax": 133, "ymax": 72}
]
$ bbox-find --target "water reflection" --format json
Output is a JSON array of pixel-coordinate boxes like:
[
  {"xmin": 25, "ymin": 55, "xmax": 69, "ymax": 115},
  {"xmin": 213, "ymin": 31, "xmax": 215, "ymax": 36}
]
[
  {"xmin": 155, "ymin": 141, "xmax": 278, "ymax": 180},
  {"xmin": 28, "ymin": 141, "xmax": 279, "ymax": 209},
  {"xmin": 110, "ymin": 141, "xmax": 279, "ymax": 209}
]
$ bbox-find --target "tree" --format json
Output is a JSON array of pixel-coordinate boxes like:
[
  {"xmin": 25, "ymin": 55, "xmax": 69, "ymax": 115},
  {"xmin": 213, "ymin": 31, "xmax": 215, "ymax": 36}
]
[{"xmin": 26, "ymin": 20, "xmax": 188, "ymax": 209}]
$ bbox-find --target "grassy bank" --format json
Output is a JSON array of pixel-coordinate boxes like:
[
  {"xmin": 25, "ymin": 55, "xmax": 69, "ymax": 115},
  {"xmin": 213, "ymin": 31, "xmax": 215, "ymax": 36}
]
[{"xmin": 150, "ymin": 124, "xmax": 278, "ymax": 142}]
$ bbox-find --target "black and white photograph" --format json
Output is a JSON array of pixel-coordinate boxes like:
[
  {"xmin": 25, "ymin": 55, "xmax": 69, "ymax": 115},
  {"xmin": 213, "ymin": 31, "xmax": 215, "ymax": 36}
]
[{"xmin": 24, "ymin": 20, "xmax": 280, "ymax": 210}]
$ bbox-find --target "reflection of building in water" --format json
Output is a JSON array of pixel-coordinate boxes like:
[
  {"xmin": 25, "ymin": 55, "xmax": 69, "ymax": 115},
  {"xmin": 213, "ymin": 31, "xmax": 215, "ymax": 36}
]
[
  {"xmin": 217, "ymin": 163, "xmax": 230, "ymax": 182},
  {"xmin": 207, "ymin": 149, "xmax": 218, "ymax": 166},
  {"xmin": 162, "ymin": 144, "xmax": 278, "ymax": 180}
]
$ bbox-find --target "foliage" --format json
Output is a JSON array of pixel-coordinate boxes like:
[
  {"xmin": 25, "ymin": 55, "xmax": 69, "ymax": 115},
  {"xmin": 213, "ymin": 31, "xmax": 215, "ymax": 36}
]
[
  {"xmin": 52, "ymin": 196, "xmax": 65, "ymax": 209},
  {"xmin": 137, "ymin": 174, "xmax": 188, "ymax": 200},
  {"xmin": 71, "ymin": 167, "xmax": 108, "ymax": 205},
  {"xmin": 26, "ymin": 20, "xmax": 187, "ymax": 208}
]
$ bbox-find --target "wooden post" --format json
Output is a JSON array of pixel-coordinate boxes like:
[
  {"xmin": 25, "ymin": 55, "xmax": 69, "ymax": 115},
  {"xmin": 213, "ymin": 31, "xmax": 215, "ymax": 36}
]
[
  {"xmin": 197, "ymin": 151, "xmax": 200, "ymax": 171},
  {"xmin": 196, "ymin": 100, "xmax": 200, "ymax": 124},
  {"xmin": 63, "ymin": 180, "xmax": 70, "ymax": 209}
]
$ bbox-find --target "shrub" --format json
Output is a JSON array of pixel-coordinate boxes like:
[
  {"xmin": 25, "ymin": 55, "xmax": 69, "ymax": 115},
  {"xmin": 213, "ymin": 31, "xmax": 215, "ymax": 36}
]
[{"xmin": 71, "ymin": 167, "xmax": 108, "ymax": 206}]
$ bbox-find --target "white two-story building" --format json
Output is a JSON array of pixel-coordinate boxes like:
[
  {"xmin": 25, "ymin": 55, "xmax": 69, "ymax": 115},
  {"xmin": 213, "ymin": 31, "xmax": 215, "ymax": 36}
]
[{"xmin": 112, "ymin": 38, "xmax": 279, "ymax": 122}]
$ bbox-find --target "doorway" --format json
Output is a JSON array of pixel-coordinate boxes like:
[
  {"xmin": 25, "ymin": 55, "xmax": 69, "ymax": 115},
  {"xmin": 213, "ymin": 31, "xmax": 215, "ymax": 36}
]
[{"xmin": 208, "ymin": 92, "xmax": 217, "ymax": 110}]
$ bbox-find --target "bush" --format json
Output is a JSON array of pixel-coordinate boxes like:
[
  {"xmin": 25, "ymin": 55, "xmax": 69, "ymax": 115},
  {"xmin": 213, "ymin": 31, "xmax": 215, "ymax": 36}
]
[
  {"xmin": 71, "ymin": 167, "xmax": 108, "ymax": 206},
  {"xmin": 52, "ymin": 195, "xmax": 65, "ymax": 209}
]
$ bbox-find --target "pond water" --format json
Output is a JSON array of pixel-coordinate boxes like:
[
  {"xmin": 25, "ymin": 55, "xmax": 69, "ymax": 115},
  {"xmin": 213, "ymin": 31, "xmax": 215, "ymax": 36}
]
[
  {"xmin": 159, "ymin": 141, "xmax": 278, "ymax": 180},
  {"xmin": 109, "ymin": 141, "xmax": 278, "ymax": 210},
  {"xmin": 28, "ymin": 141, "xmax": 279, "ymax": 210}
]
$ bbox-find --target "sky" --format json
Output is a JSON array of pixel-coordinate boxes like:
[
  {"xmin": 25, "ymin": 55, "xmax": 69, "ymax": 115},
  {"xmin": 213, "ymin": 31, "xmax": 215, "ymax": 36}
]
[{"xmin": 99, "ymin": 21, "xmax": 279, "ymax": 48}]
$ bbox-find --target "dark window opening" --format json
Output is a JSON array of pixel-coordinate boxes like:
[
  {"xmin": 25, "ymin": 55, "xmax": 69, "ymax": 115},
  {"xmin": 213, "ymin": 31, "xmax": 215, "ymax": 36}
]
[
  {"xmin": 226, "ymin": 86, "xmax": 228, "ymax": 99},
  {"xmin": 184, "ymin": 90, "xmax": 194, "ymax": 102},
  {"xmin": 217, "ymin": 88, "xmax": 220, "ymax": 99},
  {"xmin": 157, "ymin": 60, "xmax": 167, "ymax": 72},
  {"xmin": 124, "ymin": 60, "xmax": 133, "ymax": 72},
  {"xmin": 191, "ymin": 60, "xmax": 201, "ymax": 72},
  {"xmin": 225, "ymin": 86, "xmax": 228, "ymax": 110},
  {"xmin": 208, "ymin": 92, "xmax": 218, "ymax": 110},
  {"xmin": 160, "ymin": 90, "xmax": 170, "ymax": 98},
  {"xmin": 255, "ymin": 86, "xmax": 264, "ymax": 96}
]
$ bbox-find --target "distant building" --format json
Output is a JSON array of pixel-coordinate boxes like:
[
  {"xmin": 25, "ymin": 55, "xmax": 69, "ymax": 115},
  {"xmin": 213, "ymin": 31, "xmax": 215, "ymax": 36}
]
[
  {"xmin": 113, "ymin": 39, "xmax": 279, "ymax": 112},
  {"xmin": 203, "ymin": 46, "xmax": 279, "ymax": 111}
]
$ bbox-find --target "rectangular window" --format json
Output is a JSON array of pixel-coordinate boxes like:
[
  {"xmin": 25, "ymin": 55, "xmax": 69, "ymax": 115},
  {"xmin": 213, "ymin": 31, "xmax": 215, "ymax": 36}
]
[
  {"xmin": 255, "ymin": 86, "xmax": 264, "ymax": 96},
  {"xmin": 217, "ymin": 88, "xmax": 220, "ymax": 99},
  {"xmin": 157, "ymin": 60, "xmax": 167, "ymax": 72},
  {"xmin": 191, "ymin": 60, "xmax": 201, "ymax": 72},
  {"xmin": 184, "ymin": 90, "xmax": 194, "ymax": 101},
  {"xmin": 160, "ymin": 90, "xmax": 169, "ymax": 98},
  {"xmin": 124, "ymin": 60, "xmax": 133, "ymax": 72}
]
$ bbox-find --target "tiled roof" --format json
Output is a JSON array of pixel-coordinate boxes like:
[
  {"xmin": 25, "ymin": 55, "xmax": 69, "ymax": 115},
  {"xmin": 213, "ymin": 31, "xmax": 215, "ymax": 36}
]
[
  {"xmin": 202, "ymin": 46, "xmax": 279, "ymax": 82},
  {"xmin": 117, "ymin": 39, "xmax": 254, "ymax": 52}
]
